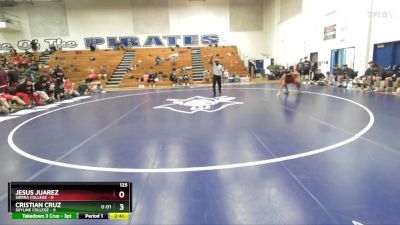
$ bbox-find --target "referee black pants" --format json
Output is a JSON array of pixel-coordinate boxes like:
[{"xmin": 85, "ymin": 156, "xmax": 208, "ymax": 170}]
[{"xmin": 213, "ymin": 75, "xmax": 221, "ymax": 95}]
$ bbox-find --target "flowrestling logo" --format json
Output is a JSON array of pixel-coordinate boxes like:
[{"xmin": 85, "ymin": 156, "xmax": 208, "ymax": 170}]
[{"xmin": 154, "ymin": 96, "xmax": 243, "ymax": 114}]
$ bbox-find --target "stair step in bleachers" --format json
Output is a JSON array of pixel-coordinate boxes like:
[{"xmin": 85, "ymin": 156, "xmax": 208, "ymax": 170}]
[
  {"xmin": 191, "ymin": 48, "xmax": 205, "ymax": 82},
  {"xmin": 106, "ymin": 51, "xmax": 136, "ymax": 86},
  {"xmin": 38, "ymin": 54, "xmax": 51, "ymax": 64}
]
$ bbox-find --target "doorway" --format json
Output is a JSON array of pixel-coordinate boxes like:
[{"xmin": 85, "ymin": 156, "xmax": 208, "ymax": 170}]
[{"xmin": 330, "ymin": 47, "xmax": 355, "ymax": 72}]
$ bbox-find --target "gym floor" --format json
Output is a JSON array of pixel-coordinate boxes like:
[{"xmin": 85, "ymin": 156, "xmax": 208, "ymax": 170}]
[{"xmin": 0, "ymin": 84, "xmax": 399, "ymax": 225}]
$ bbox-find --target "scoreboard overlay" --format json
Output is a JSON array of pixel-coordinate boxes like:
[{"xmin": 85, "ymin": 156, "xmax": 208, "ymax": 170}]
[{"xmin": 8, "ymin": 182, "xmax": 132, "ymax": 220}]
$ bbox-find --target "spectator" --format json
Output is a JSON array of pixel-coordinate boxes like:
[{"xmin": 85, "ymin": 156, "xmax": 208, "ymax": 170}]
[
  {"xmin": 114, "ymin": 42, "xmax": 120, "ymax": 51},
  {"xmin": 25, "ymin": 67, "xmax": 40, "ymax": 83},
  {"xmin": 296, "ymin": 58, "xmax": 304, "ymax": 78},
  {"xmin": 277, "ymin": 66, "xmax": 286, "ymax": 79},
  {"xmin": 170, "ymin": 68, "xmax": 178, "ymax": 87},
  {"xmin": 0, "ymin": 55, "xmax": 6, "ymax": 67},
  {"xmin": 223, "ymin": 68, "xmax": 230, "ymax": 81},
  {"xmin": 44, "ymin": 48, "xmax": 51, "ymax": 55},
  {"xmin": 203, "ymin": 69, "xmax": 210, "ymax": 82},
  {"xmin": 127, "ymin": 42, "xmax": 133, "ymax": 50},
  {"xmin": 309, "ymin": 69, "xmax": 326, "ymax": 85},
  {"xmin": 89, "ymin": 41, "xmax": 96, "ymax": 52},
  {"xmin": 21, "ymin": 55, "xmax": 30, "ymax": 69},
  {"xmin": 49, "ymin": 44, "xmax": 57, "ymax": 54},
  {"xmin": 91, "ymin": 82, "xmax": 105, "ymax": 94},
  {"xmin": 385, "ymin": 65, "xmax": 400, "ymax": 93},
  {"xmin": 342, "ymin": 64, "xmax": 356, "ymax": 87},
  {"xmin": 54, "ymin": 82, "xmax": 65, "ymax": 100},
  {"xmin": 118, "ymin": 43, "xmax": 125, "ymax": 51},
  {"xmin": 311, "ymin": 60, "xmax": 318, "ymax": 78},
  {"xmin": 34, "ymin": 75, "xmax": 51, "ymax": 96},
  {"xmin": 86, "ymin": 71, "xmax": 98, "ymax": 83},
  {"xmin": 303, "ymin": 57, "xmax": 311, "ymax": 79},
  {"xmin": 148, "ymin": 72, "xmax": 156, "ymax": 88},
  {"xmin": 10, "ymin": 47, "xmax": 17, "ymax": 56},
  {"xmin": 373, "ymin": 64, "xmax": 385, "ymax": 92},
  {"xmin": 358, "ymin": 61, "xmax": 375, "ymax": 90},
  {"xmin": 30, "ymin": 62, "xmax": 39, "ymax": 72},
  {"xmin": 98, "ymin": 66, "xmax": 108, "ymax": 80},
  {"xmin": 332, "ymin": 64, "xmax": 344, "ymax": 87},
  {"xmin": 7, "ymin": 66, "xmax": 20, "ymax": 88},
  {"xmin": 30, "ymin": 40, "xmax": 39, "ymax": 52},
  {"xmin": 325, "ymin": 71, "xmax": 333, "ymax": 85},
  {"xmin": 52, "ymin": 65, "xmax": 65, "ymax": 86},
  {"xmin": 0, "ymin": 92, "xmax": 30, "ymax": 110},
  {"xmin": 64, "ymin": 78, "xmax": 80, "ymax": 98},
  {"xmin": 15, "ymin": 79, "xmax": 50, "ymax": 106},
  {"xmin": 12, "ymin": 55, "xmax": 20, "ymax": 67},
  {"xmin": 182, "ymin": 72, "xmax": 190, "ymax": 87},
  {"xmin": 128, "ymin": 64, "xmax": 136, "ymax": 72},
  {"xmin": 169, "ymin": 53, "xmax": 179, "ymax": 59},
  {"xmin": 0, "ymin": 94, "xmax": 16, "ymax": 113},
  {"xmin": 155, "ymin": 55, "xmax": 161, "ymax": 65},
  {"xmin": 77, "ymin": 80, "xmax": 91, "ymax": 95}
]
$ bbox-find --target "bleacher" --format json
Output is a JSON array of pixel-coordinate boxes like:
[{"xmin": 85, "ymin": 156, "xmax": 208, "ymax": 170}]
[
  {"xmin": 200, "ymin": 46, "xmax": 248, "ymax": 77},
  {"xmin": 119, "ymin": 46, "xmax": 248, "ymax": 88},
  {"xmin": 46, "ymin": 50, "xmax": 124, "ymax": 86},
  {"xmin": 31, "ymin": 46, "xmax": 248, "ymax": 88},
  {"xmin": 118, "ymin": 47, "xmax": 193, "ymax": 88}
]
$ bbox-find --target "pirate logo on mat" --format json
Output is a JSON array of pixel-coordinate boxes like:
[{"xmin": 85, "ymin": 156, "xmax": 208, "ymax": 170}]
[{"xmin": 154, "ymin": 96, "xmax": 243, "ymax": 114}]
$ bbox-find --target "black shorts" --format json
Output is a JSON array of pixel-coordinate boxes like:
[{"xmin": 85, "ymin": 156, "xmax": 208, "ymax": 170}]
[{"xmin": 344, "ymin": 75, "xmax": 353, "ymax": 79}]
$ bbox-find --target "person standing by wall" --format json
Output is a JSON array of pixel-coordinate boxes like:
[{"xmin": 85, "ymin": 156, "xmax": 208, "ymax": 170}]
[
  {"xmin": 209, "ymin": 53, "xmax": 224, "ymax": 97},
  {"xmin": 303, "ymin": 57, "xmax": 311, "ymax": 81},
  {"xmin": 296, "ymin": 58, "xmax": 304, "ymax": 81}
]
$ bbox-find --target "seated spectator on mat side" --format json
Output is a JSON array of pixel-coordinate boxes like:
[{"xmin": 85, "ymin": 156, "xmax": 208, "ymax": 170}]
[
  {"xmin": 386, "ymin": 65, "xmax": 400, "ymax": 93},
  {"xmin": 98, "ymin": 66, "xmax": 108, "ymax": 80},
  {"xmin": 309, "ymin": 70, "xmax": 326, "ymax": 85},
  {"xmin": 15, "ymin": 79, "xmax": 52, "ymax": 106},
  {"xmin": 86, "ymin": 72, "xmax": 98, "ymax": 83},
  {"xmin": 77, "ymin": 80, "xmax": 91, "ymax": 95},
  {"xmin": 91, "ymin": 82, "xmax": 105, "ymax": 94},
  {"xmin": 0, "ymin": 92, "xmax": 29, "ymax": 113},
  {"xmin": 64, "ymin": 78, "xmax": 80, "ymax": 98}
]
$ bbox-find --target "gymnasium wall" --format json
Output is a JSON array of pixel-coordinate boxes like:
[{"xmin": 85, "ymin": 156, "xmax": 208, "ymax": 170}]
[
  {"xmin": 275, "ymin": 0, "xmax": 371, "ymax": 73},
  {"xmin": 273, "ymin": 0, "xmax": 400, "ymax": 73},
  {"xmin": 0, "ymin": 0, "xmax": 271, "ymax": 61},
  {"xmin": 368, "ymin": 0, "xmax": 400, "ymax": 59}
]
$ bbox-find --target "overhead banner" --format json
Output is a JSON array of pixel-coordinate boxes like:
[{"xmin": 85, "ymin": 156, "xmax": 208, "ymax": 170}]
[{"xmin": 0, "ymin": 34, "xmax": 220, "ymax": 52}]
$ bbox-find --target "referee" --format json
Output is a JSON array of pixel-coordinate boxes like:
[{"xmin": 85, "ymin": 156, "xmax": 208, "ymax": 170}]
[{"xmin": 209, "ymin": 53, "xmax": 224, "ymax": 97}]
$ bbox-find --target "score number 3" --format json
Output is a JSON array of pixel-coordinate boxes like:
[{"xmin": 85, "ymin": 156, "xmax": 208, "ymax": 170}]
[{"xmin": 118, "ymin": 183, "xmax": 128, "ymax": 211}]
